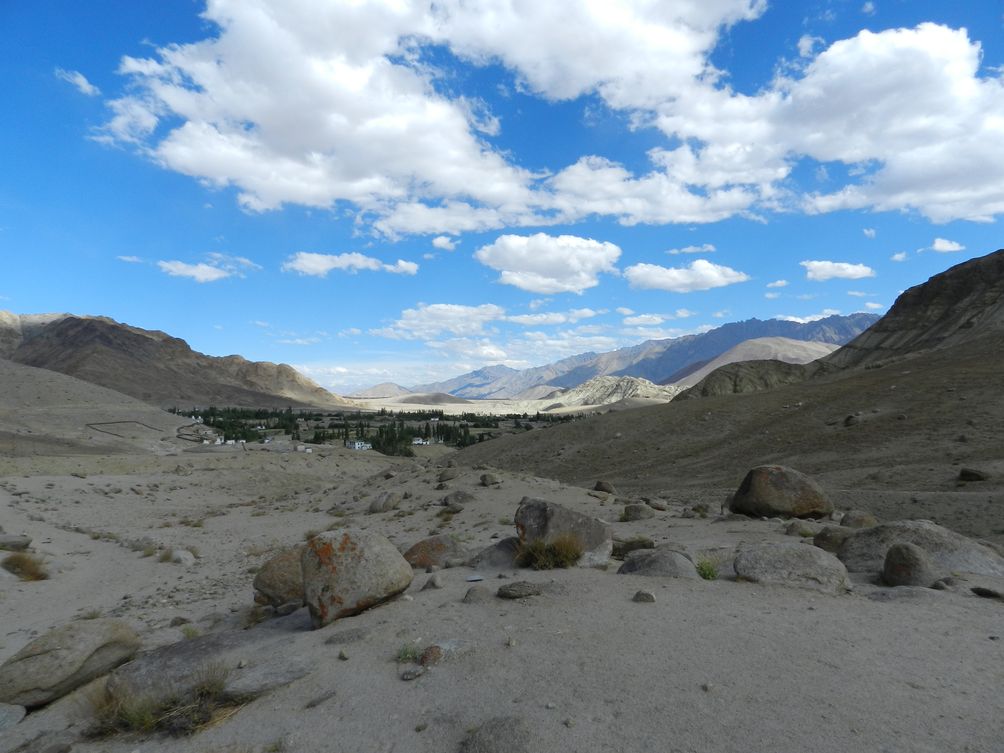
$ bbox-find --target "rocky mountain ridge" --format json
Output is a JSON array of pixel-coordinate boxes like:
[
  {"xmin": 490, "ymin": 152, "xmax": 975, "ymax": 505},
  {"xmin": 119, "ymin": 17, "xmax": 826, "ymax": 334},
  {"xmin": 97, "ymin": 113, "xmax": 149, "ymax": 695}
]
[
  {"xmin": 409, "ymin": 314, "xmax": 877, "ymax": 399},
  {"xmin": 0, "ymin": 312, "xmax": 353, "ymax": 410}
]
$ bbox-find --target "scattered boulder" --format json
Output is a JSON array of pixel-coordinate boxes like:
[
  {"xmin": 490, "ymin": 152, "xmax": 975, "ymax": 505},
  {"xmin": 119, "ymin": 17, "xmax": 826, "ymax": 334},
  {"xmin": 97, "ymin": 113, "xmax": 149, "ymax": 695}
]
[
  {"xmin": 252, "ymin": 546, "xmax": 305, "ymax": 607},
  {"xmin": 612, "ymin": 536, "xmax": 655, "ymax": 560},
  {"xmin": 837, "ymin": 520, "xmax": 1004, "ymax": 576},
  {"xmin": 460, "ymin": 716, "xmax": 532, "ymax": 753},
  {"xmin": 958, "ymin": 467, "xmax": 989, "ymax": 482},
  {"xmin": 645, "ymin": 499, "xmax": 668, "ymax": 511},
  {"xmin": 813, "ymin": 526, "xmax": 854, "ymax": 554},
  {"xmin": 480, "ymin": 473, "xmax": 500, "ymax": 486},
  {"xmin": 515, "ymin": 497, "xmax": 612, "ymax": 566},
  {"xmin": 420, "ymin": 574, "xmax": 443, "ymax": 591},
  {"xmin": 730, "ymin": 466, "xmax": 833, "ymax": 519},
  {"xmin": 497, "ymin": 581, "xmax": 543, "ymax": 599},
  {"xmin": 437, "ymin": 468, "xmax": 460, "ymax": 483},
  {"xmin": 442, "ymin": 490, "xmax": 475, "ymax": 508},
  {"xmin": 841, "ymin": 510, "xmax": 878, "ymax": 529},
  {"xmin": 621, "ymin": 504, "xmax": 654, "ymax": 522},
  {"xmin": 617, "ymin": 546, "xmax": 698, "ymax": 579},
  {"xmin": 593, "ymin": 481, "xmax": 616, "ymax": 494},
  {"xmin": 301, "ymin": 530, "xmax": 413, "ymax": 628},
  {"xmin": 786, "ymin": 520, "xmax": 824, "ymax": 538},
  {"xmin": 0, "ymin": 619, "xmax": 140, "ymax": 708},
  {"xmin": 368, "ymin": 491, "xmax": 403, "ymax": 514},
  {"xmin": 734, "ymin": 542, "xmax": 849, "ymax": 594},
  {"xmin": 632, "ymin": 590, "xmax": 656, "ymax": 603},
  {"xmin": 466, "ymin": 537, "xmax": 521, "ymax": 570},
  {"xmin": 170, "ymin": 549, "xmax": 197, "ymax": 567},
  {"xmin": 463, "ymin": 585, "xmax": 492, "ymax": 603},
  {"xmin": 882, "ymin": 542, "xmax": 938, "ymax": 587},
  {"xmin": 0, "ymin": 534, "xmax": 31, "ymax": 552},
  {"xmin": 403, "ymin": 534, "xmax": 466, "ymax": 569}
]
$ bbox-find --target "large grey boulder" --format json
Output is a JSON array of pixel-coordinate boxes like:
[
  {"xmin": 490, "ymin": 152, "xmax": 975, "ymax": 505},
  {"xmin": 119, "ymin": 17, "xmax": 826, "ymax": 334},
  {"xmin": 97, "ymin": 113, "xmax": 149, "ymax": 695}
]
[
  {"xmin": 515, "ymin": 497, "xmax": 612, "ymax": 566},
  {"xmin": 734, "ymin": 542, "xmax": 849, "ymax": 594},
  {"xmin": 837, "ymin": 520, "xmax": 1004, "ymax": 576},
  {"xmin": 253, "ymin": 546, "xmax": 305, "ymax": 607},
  {"xmin": 617, "ymin": 546, "xmax": 698, "ymax": 579},
  {"xmin": 730, "ymin": 466, "xmax": 833, "ymax": 519},
  {"xmin": 301, "ymin": 530, "xmax": 413, "ymax": 628},
  {"xmin": 0, "ymin": 619, "xmax": 140, "ymax": 707},
  {"xmin": 882, "ymin": 542, "xmax": 938, "ymax": 587},
  {"xmin": 813, "ymin": 525, "xmax": 854, "ymax": 553}
]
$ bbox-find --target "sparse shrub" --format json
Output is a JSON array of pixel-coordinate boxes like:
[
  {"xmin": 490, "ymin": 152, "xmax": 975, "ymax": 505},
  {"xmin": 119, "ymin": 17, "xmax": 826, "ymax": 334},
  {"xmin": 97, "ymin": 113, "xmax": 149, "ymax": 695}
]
[
  {"xmin": 181, "ymin": 625, "xmax": 200, "ymax": 640},
  {"xmin": 396, "ymin": 643, "xmax": 421, "ymax": 663},
  {"xmin": 78, "ymin": 609, "xmax": 103, "ymax": 620},
  {"xmin": 2, "ymin": 552, "xmax": 49, "ymax": 581},
  {"xmin": 158, "ymin": 549, "xmax": 173, "ymax": 563},
  {"xmin": 88, "ymin": 663, "xmax": 233, "ymax": 738},
  {"xmin": 303, "ymin": 529, "xmax": 320, "ymax": 541},
  {"xmin": 696, "ymin": 558, "xmax": 718, "ymax": 580},
  {"xmin": 515, "ymin": 534, "xmax": 583, "ymax": 570},
  {"xmin": 141, "ymin": 545, "xmax": 158, "ymax": 558}
]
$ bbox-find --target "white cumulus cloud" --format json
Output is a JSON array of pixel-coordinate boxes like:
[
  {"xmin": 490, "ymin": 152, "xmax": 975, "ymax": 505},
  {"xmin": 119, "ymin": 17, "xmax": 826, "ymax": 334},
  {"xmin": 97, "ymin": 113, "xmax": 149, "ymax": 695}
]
[
  {"xmin": 624, "ymin": 259, "xmax": 750, "ymax": 293},
  {"xmin": 432, "ymin": 236, "xmax": 457, "ymax": 251},
  {"xmin": 890, "ymin": 251, "xmax": 908, "ymax": 262},
  {"xmin": 800, "ymin": 260, "xmax": 876, "ymax": 281},
  {"xmin": 930, "ymin": 237, "xmax": 965, "ymax": 252},
  {"xmin": 282, "ymin": 252, "xmax": 417, "ymax": 277},
  {"xmin": 667, "ymin": 243, "xmax": 715, "ymax": 255},
  {"xmin": 372, "ymin": 303, "xmax": 505, "ymax": 340},
  {"xmin": 157, "ymin": 253, "xmax": 260, "ymax": 283},
  {"xmin": 766, "ymin": 279, "xmax": 788, "ymax": 288},
  {"xmin": 474, "ymin": 233, "xmax": 621, "ymax": 294}
]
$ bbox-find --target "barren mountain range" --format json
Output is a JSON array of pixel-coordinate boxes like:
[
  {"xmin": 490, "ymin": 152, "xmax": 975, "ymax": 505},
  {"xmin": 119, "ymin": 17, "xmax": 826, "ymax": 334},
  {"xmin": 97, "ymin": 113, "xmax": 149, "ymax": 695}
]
[
  {"xmin": 0, "ymin": 313, "xmax": 352, "ymax": 410},
  {"xmin": 410, "ymin": 314, "xmax": 876, "ymax": 399}
]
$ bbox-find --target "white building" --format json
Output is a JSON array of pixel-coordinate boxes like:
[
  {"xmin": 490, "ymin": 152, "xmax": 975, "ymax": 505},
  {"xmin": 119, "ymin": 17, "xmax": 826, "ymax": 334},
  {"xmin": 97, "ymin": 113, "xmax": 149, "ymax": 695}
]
[{"xmin": 345, "ymin": 439, "xmax": 372, "ymax": 451}]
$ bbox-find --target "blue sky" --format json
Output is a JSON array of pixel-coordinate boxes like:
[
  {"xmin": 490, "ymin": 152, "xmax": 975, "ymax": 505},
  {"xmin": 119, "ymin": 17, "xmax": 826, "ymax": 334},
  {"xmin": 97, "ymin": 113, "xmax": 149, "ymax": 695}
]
[{"xmin": 2, "ymin": 1, "xmax": 1003, "ymax": 393}]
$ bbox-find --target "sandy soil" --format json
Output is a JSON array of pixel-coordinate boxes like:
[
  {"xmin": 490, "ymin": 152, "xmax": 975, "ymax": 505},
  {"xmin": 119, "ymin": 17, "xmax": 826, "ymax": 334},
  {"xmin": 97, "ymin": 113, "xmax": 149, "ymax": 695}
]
[{"xmin": 2, "ymin": 344, "xmax": 1003, "ymax": 752}]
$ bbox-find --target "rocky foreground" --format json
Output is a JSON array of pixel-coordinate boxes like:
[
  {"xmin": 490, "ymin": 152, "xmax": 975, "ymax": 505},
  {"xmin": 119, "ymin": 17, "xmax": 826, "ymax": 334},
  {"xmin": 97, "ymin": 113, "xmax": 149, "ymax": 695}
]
[{"xmin": 1, "ymin": 446, "xmax": 1002, "ymax": 753}]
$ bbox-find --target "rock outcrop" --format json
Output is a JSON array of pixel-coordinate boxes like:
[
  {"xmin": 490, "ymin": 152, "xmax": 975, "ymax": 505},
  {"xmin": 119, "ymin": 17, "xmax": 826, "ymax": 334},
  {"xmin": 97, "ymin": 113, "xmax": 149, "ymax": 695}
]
[
  {"xmin": 253, "ymin": 546, "xmax": 305, "ymax": 607},
  {"xmin": 734, "ymin": 543, "xmax": 849, "ymax": 594},
  {"xmin": 301, "ymin": 530, "xmax": 413, "ymax": 628},
  {"xmin": 0, "ymin": 619, "xmax": 140, "ymax": 707},
  {"xmin": 730, "ymin": 466, "xmax": 833, "ymax": 519},
  {"xmin": 837, "ymin": 520, "xmax": 1004, "ymax": 576},
  {"xmin": 514, "ymin": 497, "xmax": 612, "ymax": 566}
]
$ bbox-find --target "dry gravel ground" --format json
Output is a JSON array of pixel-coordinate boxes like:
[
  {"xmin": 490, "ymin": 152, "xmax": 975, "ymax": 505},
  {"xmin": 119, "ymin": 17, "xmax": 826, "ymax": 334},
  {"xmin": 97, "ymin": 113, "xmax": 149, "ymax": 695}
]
[{"xmin": 2, "ymin": 338, "xmax": 1004, "ymax": 753}]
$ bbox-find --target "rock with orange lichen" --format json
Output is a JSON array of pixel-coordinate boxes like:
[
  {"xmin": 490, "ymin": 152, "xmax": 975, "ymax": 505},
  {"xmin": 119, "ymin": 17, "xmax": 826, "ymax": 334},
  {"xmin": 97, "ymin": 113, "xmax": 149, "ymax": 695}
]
[{"xmin": 301, "ymin": 529, "xmax": 413, "ymax": 629}]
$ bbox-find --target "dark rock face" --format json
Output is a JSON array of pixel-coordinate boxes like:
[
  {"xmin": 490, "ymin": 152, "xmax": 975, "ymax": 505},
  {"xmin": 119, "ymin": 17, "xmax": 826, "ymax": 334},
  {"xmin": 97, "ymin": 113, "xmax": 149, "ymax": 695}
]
[
  {"xmin": 253, "ymin": 546, "xmax": 305, "ymax": 607},
  {"xmin": 730, "ymin": 466, "xmax": 833, "ymax": 519},
  {"xmin": 514, "ymin": 497, "xmax": 612, "ymax": 566},
  {"xmin": 403, "ymin": 534, "xmax": 466, "ymax": 569},
  {"xmin": 825, "ymin": 249, "xmax": 1004, "ymax": 369}
]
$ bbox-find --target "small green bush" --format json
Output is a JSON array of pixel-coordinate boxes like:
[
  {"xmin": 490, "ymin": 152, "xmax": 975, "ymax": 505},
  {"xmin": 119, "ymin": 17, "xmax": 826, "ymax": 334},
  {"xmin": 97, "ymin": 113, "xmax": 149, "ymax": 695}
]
[{"xmin": 696, "ymin": 558, "xmax": 718, "ymax": 580}]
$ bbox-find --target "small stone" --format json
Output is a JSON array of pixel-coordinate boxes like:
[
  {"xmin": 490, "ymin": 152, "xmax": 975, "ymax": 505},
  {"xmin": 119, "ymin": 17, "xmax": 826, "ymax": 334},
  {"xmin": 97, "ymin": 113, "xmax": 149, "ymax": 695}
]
[
  {"xmin": 959, "ymin": 467, "xmax": 989, "ymax": 482},
  {"xmin": 338, "ymin": 650, "xmax": 349, "ymax": 661},
  {"xmin": 497, "ymin": 581, "xmax": 543, "ymax": 599},
  {"xmin": 971, "ymin": 586, "xmax": 1003, "ymax": 599},
  {"xmin": 840, "ymin": 510, "xmax": 878, "ymax": 528},
  {"xmin": 415, "ymin": 723, "xmax": 428, "ymax": 732},
  {"xmin": 632, "ymin": 590, "xmax": 655, "ymax": 603},
  {"xmin": 480, "ymin": 473, "xmax": 500, "ymax": 486},
  {"xmin": 645, "ymin": 499, "xmax": 668, "ymax": 511},
  {"xmin": 400, "ymin": 667, "xmax": 425, "ymax": 681},
  {"xmin": 463, "ymin": 585, "xmax": 492, "ymax": 604},
  {"xmin": 563, "ymin": 718, "xmax": 574, "ymax": 728},
  {"xmin": 882, "ymin": 542, "xmax": 938, "ymax": 587},
  {"xmin": 545, "ymin": 702, "xmax": 556, "ymax": 710},
  {"xmin": 843, "ymin": 415, "xmax": 858, "ymax": 427},
  {"xmin": 622, "ymin": 504, "xmax": 654, "ymax": 521},
  {"xmin": 421, "ymin": 574, "xmax": 443, "ymax": 591},
  {"xmin": 701, "ymin": 683, "xmax": 713, "ymax": 693},
  {"xmin": 168, "ymin": 616, "xmax": 190, "ymax": 627},
  {"xmin": 594, "ymin": 481, "xmax": 617, "ymax": 494}
]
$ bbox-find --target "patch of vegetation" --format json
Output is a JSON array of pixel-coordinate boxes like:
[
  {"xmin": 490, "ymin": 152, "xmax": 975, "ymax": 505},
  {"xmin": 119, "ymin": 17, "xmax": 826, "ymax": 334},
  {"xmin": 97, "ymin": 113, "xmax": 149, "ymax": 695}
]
[
  {"xmin": 88, "ymin": 663, "xmax": 236, "ymax": 738},
  {"xmin": 2, "ymin": 552, "xmax": 49, "ymax": 581},
  {"xmin": 77, "ymin": 609, "xmax": 103, "ymax": 620},
  {"xmin": 696, "ymin": 558, "xmax": 719, "ymax": 581},
  {"xmin": 181, "ymin": 625, "xmax": 200, "ymax": 640},
  {"xmin": 515, "ymin": 534, "xmax": 584, "ymax": 570},
  {"xmin": 158, "ymin": 550, "xmax": 174, "ymax": 563},
  {"xmin": 396, "ymin": 643, "xmax": 422, "ymax": 664}
]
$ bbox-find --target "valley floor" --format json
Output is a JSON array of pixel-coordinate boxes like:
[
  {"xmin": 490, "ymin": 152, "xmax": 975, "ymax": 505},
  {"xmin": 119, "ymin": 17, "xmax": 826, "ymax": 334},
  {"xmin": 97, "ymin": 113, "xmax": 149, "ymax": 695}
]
[{"xmin": 2, "ymin": 444, "xmax": 1002, "ymax": 753}]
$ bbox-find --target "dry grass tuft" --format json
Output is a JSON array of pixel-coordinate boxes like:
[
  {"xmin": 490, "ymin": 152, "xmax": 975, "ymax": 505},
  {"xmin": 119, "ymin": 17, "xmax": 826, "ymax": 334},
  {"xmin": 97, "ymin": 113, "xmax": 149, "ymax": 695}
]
[
  {"xmin": 88, "ymin": 663, "xmax": 235, "ymax": 738},
  {"xmin": 515, "ymin": 534, "xmax": 584, "ymax": 570},
  {"xmin": 2, "ymin": 552, "xmax": 49, "ymax": 581}
]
